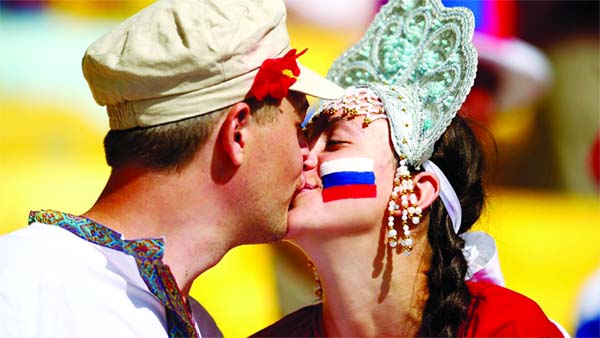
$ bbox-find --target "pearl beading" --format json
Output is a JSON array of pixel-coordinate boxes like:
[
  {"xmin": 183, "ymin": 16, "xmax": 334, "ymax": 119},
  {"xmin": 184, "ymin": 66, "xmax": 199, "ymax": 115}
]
[
  {"xmin": 307, "ymin": 87, "xmax": 388, "ymax": 129},
  {"xmin": 386, "ymin": 157, "xmax": 422, "ymax": 255}
]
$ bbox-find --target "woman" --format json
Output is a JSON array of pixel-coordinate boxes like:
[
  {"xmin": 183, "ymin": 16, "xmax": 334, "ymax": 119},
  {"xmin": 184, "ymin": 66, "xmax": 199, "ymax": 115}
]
[{"xmin": 253, "ymin": 0, "xmax": 565, "ymax": 336}]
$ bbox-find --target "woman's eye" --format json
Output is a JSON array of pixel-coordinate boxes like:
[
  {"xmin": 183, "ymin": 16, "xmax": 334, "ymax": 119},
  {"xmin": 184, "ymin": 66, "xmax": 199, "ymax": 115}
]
[{"xmin": 326, "ymin": 140, "xmax": 346, "ymax": 149}]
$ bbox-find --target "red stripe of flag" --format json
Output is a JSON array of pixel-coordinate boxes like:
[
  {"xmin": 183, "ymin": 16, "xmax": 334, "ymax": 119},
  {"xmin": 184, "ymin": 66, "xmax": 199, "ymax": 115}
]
[{"xmin": 322, "ymin": 184, "xmax": 377, "ymax": 202}]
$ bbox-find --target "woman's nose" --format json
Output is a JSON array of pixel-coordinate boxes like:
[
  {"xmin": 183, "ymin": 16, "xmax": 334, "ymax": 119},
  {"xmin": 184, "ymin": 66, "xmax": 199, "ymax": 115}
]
[{"xmin": 303, "ymin": 146, "xmax": 318, "ymax": 172}]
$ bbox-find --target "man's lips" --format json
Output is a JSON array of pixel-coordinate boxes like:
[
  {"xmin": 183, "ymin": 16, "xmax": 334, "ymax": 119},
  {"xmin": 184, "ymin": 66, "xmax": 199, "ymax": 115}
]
[{"xmin": 295, "ymin": 175, "xmax": 307, "ymax": 193}]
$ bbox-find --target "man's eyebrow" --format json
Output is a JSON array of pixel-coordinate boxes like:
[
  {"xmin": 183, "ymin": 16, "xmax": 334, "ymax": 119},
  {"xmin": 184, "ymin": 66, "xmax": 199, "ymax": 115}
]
[{"xmin": 299, "ymin": 98, "xmax": 310, "ymax": 115}]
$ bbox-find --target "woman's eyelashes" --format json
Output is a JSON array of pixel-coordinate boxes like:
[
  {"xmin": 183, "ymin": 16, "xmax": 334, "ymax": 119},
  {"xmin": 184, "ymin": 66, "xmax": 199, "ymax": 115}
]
[{"xmin": 325, "ymin": 139, "xmax": 348, "ymax": 151}]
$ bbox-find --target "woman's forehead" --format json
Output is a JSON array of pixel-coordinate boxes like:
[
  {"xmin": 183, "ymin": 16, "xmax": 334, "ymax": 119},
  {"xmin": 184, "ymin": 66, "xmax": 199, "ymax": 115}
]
[
  {"xmin": 305, "ymin": 89, "xmax": 383, "ymax": 125},
  {"xmin": 305, "ymin": 110, "xmax": 361, "ymax": 136},
  {"xmin": 307, "ymin": 110, "xmax": 392, "ymax": 148}
]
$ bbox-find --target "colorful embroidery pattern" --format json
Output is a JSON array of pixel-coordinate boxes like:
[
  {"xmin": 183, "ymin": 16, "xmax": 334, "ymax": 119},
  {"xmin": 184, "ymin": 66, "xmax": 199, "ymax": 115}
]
[{"xmin": 28, "ymin": 210, "xmax": 198, "ymax": 338}]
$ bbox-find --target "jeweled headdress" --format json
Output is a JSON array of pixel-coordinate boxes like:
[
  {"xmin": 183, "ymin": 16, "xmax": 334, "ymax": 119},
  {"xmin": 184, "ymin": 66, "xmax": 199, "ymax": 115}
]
[
  {"xmin": 321, "ymin": 0, "xmax": 477, "ymax": 168},
  {"xmin": 308, "ymin": 0, "xmax": 481, "ymax": 255},
  {"xmin": 311, "ymin": 0, "xmax": 476, "ymax": 228},
  {"xmin": 309, "ymin": 0, "xmax": 503, "ymax": 283}
]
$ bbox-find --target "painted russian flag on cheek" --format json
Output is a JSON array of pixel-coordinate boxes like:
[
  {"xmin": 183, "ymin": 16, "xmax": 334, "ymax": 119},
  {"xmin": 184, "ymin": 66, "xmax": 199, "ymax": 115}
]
[{"xmin": 320, "ymin": 158, "xmax": 377, "ymax": 202}]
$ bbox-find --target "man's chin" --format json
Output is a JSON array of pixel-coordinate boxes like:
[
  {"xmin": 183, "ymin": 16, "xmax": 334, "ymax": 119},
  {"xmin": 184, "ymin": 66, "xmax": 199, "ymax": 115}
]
[
  {"xmin": 248, "ymin": 221, "xmax": 287, "ymax": 244},
  {"xmin": 271, "ymin": 212, "xmax": 289, "ymax": 242}
]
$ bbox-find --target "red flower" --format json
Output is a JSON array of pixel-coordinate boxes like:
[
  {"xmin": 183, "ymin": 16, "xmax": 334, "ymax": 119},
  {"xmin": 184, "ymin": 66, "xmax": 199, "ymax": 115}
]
[{"xmin": 249, "ymin": 48, "xmax": 307, "ymax": 101}]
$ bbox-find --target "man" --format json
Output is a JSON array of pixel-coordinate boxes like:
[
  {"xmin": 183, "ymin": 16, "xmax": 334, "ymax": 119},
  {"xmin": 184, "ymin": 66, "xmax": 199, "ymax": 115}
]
[{"xmin": 0, "ymin": 0, "xmax": 343, "ymax": 337}]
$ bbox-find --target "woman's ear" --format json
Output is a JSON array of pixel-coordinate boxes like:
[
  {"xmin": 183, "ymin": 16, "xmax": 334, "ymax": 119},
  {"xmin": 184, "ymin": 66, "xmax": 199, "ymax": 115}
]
[
  {"xmin": 412, "ymin": 171, "xmax": 440, "ymax": 210},
  {"xmin": 219, "ymin": 102, "xmax": 251, "ymax": 166},
  {"xmin": 390, "ymin": 171, "xmax": 440, "ymax": 218}
]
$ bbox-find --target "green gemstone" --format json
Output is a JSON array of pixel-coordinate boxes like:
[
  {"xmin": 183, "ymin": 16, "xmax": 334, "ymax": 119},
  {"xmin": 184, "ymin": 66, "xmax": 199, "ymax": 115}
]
[{"xmin": 423, "ymin": 120, "xmax": 432, "ymax": 131}]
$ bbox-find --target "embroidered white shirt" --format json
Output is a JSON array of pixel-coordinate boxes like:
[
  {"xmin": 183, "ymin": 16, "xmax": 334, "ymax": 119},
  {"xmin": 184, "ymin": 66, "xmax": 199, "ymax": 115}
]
[{"xmin": 0, "ymin": 222, "xmax": 222, "ymax": 338}]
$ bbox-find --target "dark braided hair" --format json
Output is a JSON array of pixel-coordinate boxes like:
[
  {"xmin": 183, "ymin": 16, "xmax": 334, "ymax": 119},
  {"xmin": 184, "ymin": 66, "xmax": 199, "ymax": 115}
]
[{"xmin": 418, "ymin": 115, "xmax": 487, "ymax": 337}]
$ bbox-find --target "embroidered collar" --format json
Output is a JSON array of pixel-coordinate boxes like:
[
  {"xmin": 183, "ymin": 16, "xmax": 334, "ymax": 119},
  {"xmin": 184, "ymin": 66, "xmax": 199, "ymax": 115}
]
[{"xmin": 28, "ymin": 209, "xmax": 198, "ymax": 338}]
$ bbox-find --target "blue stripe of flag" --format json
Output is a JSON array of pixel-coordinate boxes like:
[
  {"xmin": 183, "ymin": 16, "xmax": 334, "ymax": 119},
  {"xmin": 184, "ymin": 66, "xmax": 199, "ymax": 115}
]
[{"xmin": 322, "ymin": 171, "xmax": 375, "ymax": 188}]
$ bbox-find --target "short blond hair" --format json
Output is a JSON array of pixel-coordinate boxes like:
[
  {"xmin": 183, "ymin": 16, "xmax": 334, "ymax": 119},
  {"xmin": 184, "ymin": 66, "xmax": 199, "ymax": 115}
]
[{"xmin": 103, "ymin": 97, "xmax": 287, "ymax": 172}]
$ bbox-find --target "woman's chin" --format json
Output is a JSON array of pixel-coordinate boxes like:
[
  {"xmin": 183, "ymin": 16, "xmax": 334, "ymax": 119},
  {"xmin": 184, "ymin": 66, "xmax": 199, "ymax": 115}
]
[
  {"xmin": 286, "ymin": 190, "xmax": 322, "ymax": 239},
  {"xmin": 285, "ymin": 206, "xmax": 313, "ymax": 240},
  {"xmin": 287, "ymin": 192, "xmax": 369, "ymax": 239}
]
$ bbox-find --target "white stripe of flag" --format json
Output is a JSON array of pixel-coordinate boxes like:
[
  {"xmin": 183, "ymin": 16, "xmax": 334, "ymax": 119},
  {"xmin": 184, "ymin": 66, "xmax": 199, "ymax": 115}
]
[{"xmin": 319, "ymin": 157, "xmax": 374, "ymax": 176}]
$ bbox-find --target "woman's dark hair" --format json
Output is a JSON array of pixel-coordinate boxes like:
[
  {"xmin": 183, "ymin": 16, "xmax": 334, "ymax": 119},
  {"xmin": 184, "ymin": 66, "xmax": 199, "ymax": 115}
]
[{"xmin": 418, "ymin": 115, "xmax": 487, "ymax": 337}]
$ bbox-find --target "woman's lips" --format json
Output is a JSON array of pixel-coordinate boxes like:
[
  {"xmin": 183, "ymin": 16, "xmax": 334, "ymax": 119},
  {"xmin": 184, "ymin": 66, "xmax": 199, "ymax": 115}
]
[
  {"xmin": 292, "ymin": 173, "xmax": 322, "ymax": 202},
  {"xmin": 297, "ymin": 182, "xmax": 321, "ymax": 194},
  {"xmin": 295, "ymin": 173, "xmax": 320, "ymax": 194},
  {"xmin": 289, "ymin": 181, "xmax": 322, "ymax": 210}
]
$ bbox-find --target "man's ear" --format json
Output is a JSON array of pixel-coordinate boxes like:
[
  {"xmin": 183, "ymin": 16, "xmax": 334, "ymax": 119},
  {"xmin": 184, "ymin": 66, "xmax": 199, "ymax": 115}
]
[{"xmin": 219, "ymin": 102, "xmax": 251, "ymax": 166}]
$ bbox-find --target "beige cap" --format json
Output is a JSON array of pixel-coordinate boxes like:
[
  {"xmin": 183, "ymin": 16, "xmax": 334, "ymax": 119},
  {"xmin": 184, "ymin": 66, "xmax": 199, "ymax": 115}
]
[{"xmin": 82, "ymin": 0, "xmax": 344, "ymax": 130}]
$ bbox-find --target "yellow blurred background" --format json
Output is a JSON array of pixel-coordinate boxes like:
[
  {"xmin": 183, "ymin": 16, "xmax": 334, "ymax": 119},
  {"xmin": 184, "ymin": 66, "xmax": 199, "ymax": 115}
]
[{"xmin": 1, "ymin": 1, "xmax": 598, "ymax": 337}]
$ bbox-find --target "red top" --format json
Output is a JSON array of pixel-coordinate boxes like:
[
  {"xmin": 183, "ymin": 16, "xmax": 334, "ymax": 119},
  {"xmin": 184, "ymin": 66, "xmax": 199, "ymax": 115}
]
[
  {"xmin": 461, "ymin": 281, "xmax": 563, "ymax": 337},
  {"xmin": 253, "ymin": 281, "xmax": 564, "ymax": 337}
]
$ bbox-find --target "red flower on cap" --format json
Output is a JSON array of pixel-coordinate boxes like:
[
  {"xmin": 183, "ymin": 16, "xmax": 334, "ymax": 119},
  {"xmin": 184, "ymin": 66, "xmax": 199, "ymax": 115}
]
[{"xmin": 249, "ymin": 48, "xmax": 307, "ymax": 101}]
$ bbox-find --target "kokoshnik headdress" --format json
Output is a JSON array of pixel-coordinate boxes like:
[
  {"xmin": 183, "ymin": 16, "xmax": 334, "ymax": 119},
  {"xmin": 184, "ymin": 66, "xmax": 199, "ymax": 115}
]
[
  {"xmin": 308, "ymin": 0, "xmax": 504, "ymax": 285},
  {"xmin": 327, "ymin": 0, "xmax": 477, "ymax": 168}
]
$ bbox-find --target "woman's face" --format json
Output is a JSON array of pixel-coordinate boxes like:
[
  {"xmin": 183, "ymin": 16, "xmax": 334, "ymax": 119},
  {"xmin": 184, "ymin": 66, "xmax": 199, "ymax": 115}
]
[{"xmin": 286, "ymin": 106, "xmax": 398, "ymax": 239}]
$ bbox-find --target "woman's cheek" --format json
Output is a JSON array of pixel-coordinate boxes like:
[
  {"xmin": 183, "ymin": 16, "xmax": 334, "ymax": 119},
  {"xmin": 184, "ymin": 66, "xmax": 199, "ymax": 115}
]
[{"xmin": 319, "ymin": 157, "xmax": 377, "ymax": 203}]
